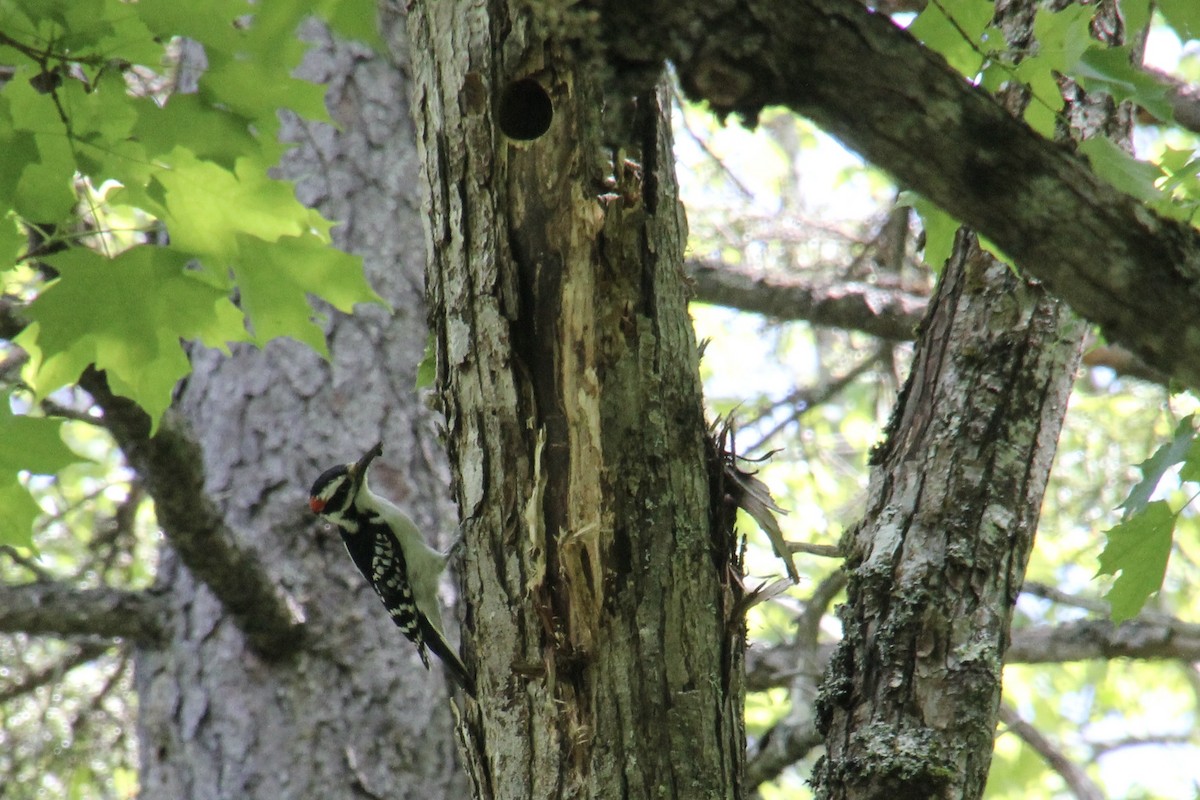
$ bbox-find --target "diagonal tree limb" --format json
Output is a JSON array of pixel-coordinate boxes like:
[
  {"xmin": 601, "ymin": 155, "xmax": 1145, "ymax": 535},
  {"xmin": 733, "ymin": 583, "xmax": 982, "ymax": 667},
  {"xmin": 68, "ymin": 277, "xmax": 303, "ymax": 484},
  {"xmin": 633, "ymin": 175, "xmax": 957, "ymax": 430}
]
[
  {"xmin": 0, "ymin": 582, "xmax": 168, "ymax": 642},
  {"xmin": 77, "ymin": 368, "xmax": 306, "ymax": 659},
  {"xmin": 3, "ymin": 300, "xmax": 304, "ymax": 658},
  {"xmin": 997, "ymin": 703, "xmax": 1104, "ymax": 800},
  {"xmin": 603, "ymin": 0, "xmax": 1200, "ymax": 388}
]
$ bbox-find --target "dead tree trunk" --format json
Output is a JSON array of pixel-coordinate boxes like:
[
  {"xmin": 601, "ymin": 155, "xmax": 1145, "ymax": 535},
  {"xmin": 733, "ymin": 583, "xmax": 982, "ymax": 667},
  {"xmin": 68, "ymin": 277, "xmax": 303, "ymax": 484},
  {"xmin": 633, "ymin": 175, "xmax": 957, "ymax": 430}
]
[{"xmin": 408, "ymin": 2, "xmax": 746, "ymax": 798}]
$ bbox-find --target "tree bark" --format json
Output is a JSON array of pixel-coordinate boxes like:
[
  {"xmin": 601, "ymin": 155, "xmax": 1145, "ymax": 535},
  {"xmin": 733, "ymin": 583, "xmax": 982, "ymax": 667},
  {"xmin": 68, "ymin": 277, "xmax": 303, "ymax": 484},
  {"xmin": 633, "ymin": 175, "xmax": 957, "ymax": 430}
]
[
  {"xmin": 813, "ymin": 234, "xmax": 1085, "ymax": 799},
  {"xmin": 407, "ymin": 2, "xmax": 745, "ymax": 798},
  {"xmin": 600, "ymin": 0, "xmax": 1200, "ymax": 390},
  {"xmin": 133, "ymin": 15, "xmax": 468, "ymax": 799},
  {"xmin": 813, "ymin": 1, "xmax": 1122, "ymax": 797}
]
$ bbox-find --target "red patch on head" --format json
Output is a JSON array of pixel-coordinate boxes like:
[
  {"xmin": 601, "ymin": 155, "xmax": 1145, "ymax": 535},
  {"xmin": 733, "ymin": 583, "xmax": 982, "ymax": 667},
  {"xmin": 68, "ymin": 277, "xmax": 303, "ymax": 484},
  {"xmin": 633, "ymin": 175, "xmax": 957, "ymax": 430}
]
[{"xmin": 309, "ymin": 497, "xmax": 326, "ymax": 514}]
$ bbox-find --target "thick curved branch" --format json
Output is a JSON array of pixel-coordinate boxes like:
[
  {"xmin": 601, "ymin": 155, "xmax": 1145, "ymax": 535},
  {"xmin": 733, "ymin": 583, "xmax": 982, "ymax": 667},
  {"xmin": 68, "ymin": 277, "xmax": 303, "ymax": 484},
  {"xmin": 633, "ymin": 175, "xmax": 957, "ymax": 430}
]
[
  {"xmin": 604, "ymin": 0, "xmax": 1200, "ymax": 388},
  {"xmin": 78, "ymin": 369, "xmax": 305, "ymax": 659},
  {"xmin": 0, "ymin": 582, "xmax": 167, "ymax": 642}
]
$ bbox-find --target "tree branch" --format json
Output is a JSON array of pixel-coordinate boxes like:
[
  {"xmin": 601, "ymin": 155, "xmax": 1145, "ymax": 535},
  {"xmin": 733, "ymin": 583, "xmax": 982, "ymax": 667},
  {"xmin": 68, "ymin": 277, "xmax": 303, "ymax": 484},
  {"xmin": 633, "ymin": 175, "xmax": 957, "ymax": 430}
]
[
  {"xmin": 0, "ymin": 582, "xmax": 167, "ymax": 642},
  {"xmin": 0, "ymin": 641, "xmax": 114, "ymax": 703},
  {"xmin": 998, "ymin": 703, "xmax": 1104, "ymax": 800},
  {"xmin": 687, "ymin": 259, "xmax": 924, "ymax": 340},
  {"xmin": 746, "ymin": 611, "xmax": 1200, "ymax": 691},
  {"xmin": 687, "ymin": 260, "xmax": 1162, "ymax": 382},
  {"xmin": 78, "ymin": 368, "xmax": 305, "ymax": 659},
  {"xmin": 604, "ymin": 0, "xmax": 1200, "ymax": 388},
  {"xmin": 746, "ymin": 717, "xmax": 823, "ymax": 790},
  {"xmin": 1006, "ymin": 617, "xmax": 1200, "ymax": 664}
]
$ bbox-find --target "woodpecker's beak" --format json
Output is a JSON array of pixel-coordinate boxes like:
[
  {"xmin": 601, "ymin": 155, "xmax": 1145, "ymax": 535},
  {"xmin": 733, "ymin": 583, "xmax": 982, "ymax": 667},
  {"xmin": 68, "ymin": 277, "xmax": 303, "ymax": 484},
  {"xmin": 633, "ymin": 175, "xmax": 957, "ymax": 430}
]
[{"xmin": 348, "ymin": 441, "xmax": 384, "ymax": 490}]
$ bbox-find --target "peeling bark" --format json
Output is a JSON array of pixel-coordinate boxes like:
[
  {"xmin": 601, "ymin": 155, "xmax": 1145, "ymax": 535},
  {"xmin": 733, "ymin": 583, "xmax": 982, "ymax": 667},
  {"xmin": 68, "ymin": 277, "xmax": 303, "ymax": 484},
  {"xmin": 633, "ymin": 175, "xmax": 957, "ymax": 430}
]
[{"xmin": 408, "ymin": 2, "xmax": 744, "ymax": 798}]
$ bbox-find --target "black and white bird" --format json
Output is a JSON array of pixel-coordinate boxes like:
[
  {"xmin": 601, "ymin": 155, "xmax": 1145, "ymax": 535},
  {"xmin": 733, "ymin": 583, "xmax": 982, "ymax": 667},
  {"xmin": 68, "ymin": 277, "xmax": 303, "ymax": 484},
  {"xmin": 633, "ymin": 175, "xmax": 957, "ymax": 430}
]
[{"xmin": 309, "ymin": 442, "xmax": 474, "ymax": 695}]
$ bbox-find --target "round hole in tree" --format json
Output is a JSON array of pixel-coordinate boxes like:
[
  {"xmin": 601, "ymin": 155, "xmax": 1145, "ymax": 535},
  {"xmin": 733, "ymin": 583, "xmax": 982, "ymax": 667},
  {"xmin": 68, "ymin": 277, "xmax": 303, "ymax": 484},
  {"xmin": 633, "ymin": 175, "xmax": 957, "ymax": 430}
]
[{"xmin": 498, "ymin": 78, "xmax": 553, "ymax": 140}]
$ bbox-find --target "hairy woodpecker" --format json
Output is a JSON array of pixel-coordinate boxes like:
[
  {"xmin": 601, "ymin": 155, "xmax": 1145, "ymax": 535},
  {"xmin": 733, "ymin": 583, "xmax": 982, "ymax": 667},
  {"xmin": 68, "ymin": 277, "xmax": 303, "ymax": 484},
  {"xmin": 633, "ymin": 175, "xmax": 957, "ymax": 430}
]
[{"xmin": 309, "ymin": 442, "xmax": 474, "ymax": 695}]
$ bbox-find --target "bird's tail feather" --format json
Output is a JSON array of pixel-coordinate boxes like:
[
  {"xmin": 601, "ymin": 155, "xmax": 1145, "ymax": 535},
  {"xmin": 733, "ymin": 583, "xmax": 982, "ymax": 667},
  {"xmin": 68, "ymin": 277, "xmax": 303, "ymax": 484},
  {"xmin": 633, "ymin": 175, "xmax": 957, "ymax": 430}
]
[{"xmin": 420, "ymin": 617, "xmax": 476, "ymax": 696}]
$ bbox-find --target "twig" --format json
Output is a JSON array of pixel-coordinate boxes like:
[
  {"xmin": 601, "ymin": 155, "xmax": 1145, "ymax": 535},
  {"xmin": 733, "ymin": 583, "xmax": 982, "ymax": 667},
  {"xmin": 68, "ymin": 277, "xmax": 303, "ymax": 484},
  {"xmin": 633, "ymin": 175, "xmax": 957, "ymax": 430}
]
[
  {"xmin": 0, "ymin": 641, "xmax": 114, "ymax": 703},
  {"xmin": 997, "ymin": 703, "xmax": 1104, "ymax": 800},
  {"xmin": 786, "ymin": 541, "xmax": 842, "ymax": 559}
]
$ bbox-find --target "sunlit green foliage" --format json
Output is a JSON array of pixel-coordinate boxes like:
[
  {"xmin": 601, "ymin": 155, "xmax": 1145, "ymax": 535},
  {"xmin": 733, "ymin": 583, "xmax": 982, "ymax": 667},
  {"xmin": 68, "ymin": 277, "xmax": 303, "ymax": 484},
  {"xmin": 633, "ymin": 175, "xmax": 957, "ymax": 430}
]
[{"xmin": 0, "ymin": 0, "xmax": 382, "ymax": 549}]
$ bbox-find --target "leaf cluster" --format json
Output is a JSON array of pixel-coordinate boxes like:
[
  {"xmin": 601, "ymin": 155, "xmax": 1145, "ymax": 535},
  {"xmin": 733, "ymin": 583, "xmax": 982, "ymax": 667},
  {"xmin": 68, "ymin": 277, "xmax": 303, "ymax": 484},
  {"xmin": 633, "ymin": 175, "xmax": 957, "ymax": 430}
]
[
  {"xmin": 906, "ymin": 0, "xmax": 1200, "ymax": 268},
  {"xmin": 0, "ymin": 0, "xmax": 383, "ymax": 547}
]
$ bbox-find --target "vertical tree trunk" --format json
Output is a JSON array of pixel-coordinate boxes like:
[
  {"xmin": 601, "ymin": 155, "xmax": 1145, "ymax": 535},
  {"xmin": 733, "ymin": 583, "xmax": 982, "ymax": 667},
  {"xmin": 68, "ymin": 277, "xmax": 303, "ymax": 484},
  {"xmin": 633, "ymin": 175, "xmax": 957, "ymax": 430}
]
[
  {"xmin": 134, "ymin": 16, "xmax": 468, "ymax": 798},
  {"xmin": 814, "ymin": 2, "xmax": 1127, "ymax": 798},
  {"xmin": 814, "ymin": 233, "xmax": 1085, "ymax": 800},
  {"xmin": 408, "ymin": 3, "xmax": 745, "ymax": 798}
]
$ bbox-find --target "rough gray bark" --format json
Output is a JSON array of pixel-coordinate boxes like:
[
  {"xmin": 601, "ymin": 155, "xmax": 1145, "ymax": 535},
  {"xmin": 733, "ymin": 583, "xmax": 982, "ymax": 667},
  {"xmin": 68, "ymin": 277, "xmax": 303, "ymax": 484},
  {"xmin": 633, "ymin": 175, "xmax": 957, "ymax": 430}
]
[
  {"xmin": 133, "ymin": 16, "xmax": 468, "ymax": 799},
  {"xmin": 407, "ymin": 2, "xmax": 744, "ymax": 798},
  {"xmin": 813, "ymin": 232, "xmax": 1085, "ymax": 800},
  {"xmin": 601, "ymin": 0, "xmax": 1200, "ymax": 390},
  {"xmin": 811, "ymin": 0, "xmax": 1123, "ymax": 794}
]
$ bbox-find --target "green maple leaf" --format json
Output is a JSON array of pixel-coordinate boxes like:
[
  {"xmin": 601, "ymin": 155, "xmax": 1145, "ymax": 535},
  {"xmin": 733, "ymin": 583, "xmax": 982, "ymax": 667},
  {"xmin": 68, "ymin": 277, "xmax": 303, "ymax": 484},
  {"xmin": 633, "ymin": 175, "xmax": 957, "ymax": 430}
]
[
  {"xmin": 1096, "ymin": 501, "xmax": 1174, "ymax": 623},
  {"xmin": 1076, "ymin": 45, "xmax": 1173, "ymax": 122},
  {"xmin": 0, "ymin": 479, "xmax": 44, "ymax": 549},
  {"xmin": 17, "ymin": 246, "xmax": 251, "ymax": 429},
  {"xmin": 146, "ymin": 149, "xmax": 326, "ymax": 261},
  {"xmin": 909, "ymin": 0, "xmax": 996, "ymax": 76},
  {"xmin": 898, "ymin": 192, "xmax": 958, "ymax": 273},
  {"xmin": 1118, "ymin": 414, "xmax": 1195, "ymax": 519},
  {"xmin": 0, "ymin": 402, "xmax": 89, "ymax": 548},
  {"xmin": 232, "ymin": 233, "xmax": 384, "ymax": 354}
]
